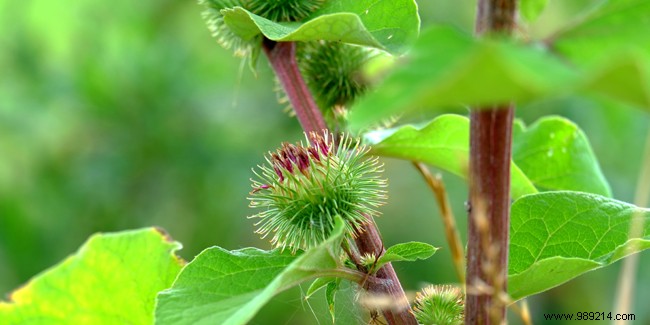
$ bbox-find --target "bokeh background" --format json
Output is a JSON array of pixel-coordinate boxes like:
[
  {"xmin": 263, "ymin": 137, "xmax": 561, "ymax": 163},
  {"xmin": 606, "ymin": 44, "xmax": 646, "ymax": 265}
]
[{"xmin": 1, "ymin": 0, "xmax": 648, "ymax": 323}]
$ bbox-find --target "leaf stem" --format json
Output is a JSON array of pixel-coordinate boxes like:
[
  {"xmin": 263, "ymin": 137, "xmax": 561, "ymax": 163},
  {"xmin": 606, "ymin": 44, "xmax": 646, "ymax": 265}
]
[
  {"xmin": 262, "ymin": 39, "xmax": 417, "ymax": 325},
  {"xmin": 412, "ymin": 162, "xmax": 465, "ymax": 284}
]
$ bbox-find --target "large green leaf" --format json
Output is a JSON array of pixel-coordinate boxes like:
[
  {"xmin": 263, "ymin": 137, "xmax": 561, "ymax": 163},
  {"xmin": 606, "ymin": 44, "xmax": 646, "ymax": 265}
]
[
  {"xmin": 348, "ymin": 26, "xmax": 578, "ymax": 130},
  {"xmin": 508, "ymin": 191, "xmax": 650, "ymax": 300},
  {"xmin": 581, "ymin": 52, "xmax": 650, "ymax": 110},
  {"xmin": 221, "ymin": 0, "xmax": 419, "ymax": 54},
  {"xmin": 0, "ymin": 228, "xmax": 183, "ymax": 324},
  {"xmin": 365, "ymin": 114, "xmax": 538, "ymax": 199},
  {"xmin": 155, "ymin": 217, "xmax": 348, "ymax": 325},
  {"xmin": 552, "ymin": 0, "xmax": 650, "ymax": 110},
  {"xmin": 513, "ymin": 116, "xmax": 611, "ymax": 196},
  {"xmin": 553, "ymin": 0, "xmax": 650, "ymax": 66}
]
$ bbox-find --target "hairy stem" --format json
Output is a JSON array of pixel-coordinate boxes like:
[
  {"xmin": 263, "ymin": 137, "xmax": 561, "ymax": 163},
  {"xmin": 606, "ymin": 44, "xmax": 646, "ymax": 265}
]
[
  {"xmin": 263, "ymin": 39, "xmax": 417, "ymax": 325},
  {"xmin": 466, "ymin": 1, "xmax": 518, "ymax": 324},
  {"xmin": 262, "ymin": 39, "xmax": 327, "ymax": 135},
  {"xmin": 355, "ymin": 221, "xmax": 418, "ymax": 325},
  {"xmin": 413, "ymin": 162, "xmax": 465, "ymax": 284},
  {"xmin": 467, "ymin": 107, "xmax": 515, "ymax": 325}
]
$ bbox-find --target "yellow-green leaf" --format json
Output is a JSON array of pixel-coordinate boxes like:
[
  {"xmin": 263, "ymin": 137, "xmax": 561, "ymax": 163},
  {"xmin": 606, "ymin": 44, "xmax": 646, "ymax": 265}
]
[{"xmin": 0, "ymin": 228, "xmax": 183, "ymax": 324}]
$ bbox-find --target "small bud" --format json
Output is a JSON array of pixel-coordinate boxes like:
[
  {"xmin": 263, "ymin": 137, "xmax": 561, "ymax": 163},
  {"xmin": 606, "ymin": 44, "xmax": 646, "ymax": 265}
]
[
  {"xmin": 360, "ymin": 253, "xmax": 378, "ymax": 272},
  {"xmin": 412, "ymin": 285, "xmax": 464, "ymax": 325},
  {"xmin": 248, "ymin": 131, "xmax": 387, "ymax": 252}
]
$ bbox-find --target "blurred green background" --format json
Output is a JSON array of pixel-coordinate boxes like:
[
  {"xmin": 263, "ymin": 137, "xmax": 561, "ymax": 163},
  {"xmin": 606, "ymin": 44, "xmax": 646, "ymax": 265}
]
[{"xmin": 1, "ymin": 0, "xmax": 648, "ymax": 323}]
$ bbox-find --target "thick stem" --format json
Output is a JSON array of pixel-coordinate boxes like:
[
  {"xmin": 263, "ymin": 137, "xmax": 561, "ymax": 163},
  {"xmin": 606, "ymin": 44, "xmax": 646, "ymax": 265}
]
[
  {"xmin": 262, "ymin": 40, "xmax": 328, "ymax": 135},
  {"xmin": 466, "ymin": 108, "xmax": 515, "ymax": 325},
  {"xmin": 355, "ymin": 222, "xmax": 418, "ymax": 325},
  {"xmin": 263, "ymin": 39, "xmax": 416, "ymax": 325},
  {"xmin": 466, "ymin": 1, "xmax": 517, "ymax": 324}
]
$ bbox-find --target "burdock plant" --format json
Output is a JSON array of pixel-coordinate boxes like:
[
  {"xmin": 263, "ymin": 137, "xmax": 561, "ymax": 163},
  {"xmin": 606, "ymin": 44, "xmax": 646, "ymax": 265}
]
[{"xmin": 248, "ymin": 131, "xmax": 386, "ymax": 252}]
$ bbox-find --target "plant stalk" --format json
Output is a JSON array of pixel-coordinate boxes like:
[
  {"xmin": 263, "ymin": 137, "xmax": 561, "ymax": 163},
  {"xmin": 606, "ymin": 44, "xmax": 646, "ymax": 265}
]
[
  {"xmin": 262, "ymin": 40, "xmax": 328, "ymax": 135},
  {"xmin": 263, "ymin": 39, "xmax": 417, "ymax": 325},
  {"xmin": 355, "ymin": 221, "xmax": 418, "ymax": 325},
  {"xmin": 467, "ymin": 107, "xmax": 515, "ymax": 325},
  {"xmin": 466, "ymin": 1, "xmax": 518, "ymax": 323},
  {"xmin": 413, "ymin": 162, "xmax": 465, "ymax": 284}
]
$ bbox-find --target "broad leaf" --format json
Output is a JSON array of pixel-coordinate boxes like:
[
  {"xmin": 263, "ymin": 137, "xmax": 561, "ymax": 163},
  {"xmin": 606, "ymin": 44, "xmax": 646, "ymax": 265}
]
[
  {"xmin": 553, "ymin": 0, "xmax": 650, "ymax": 66},
  {"xmin": 581, "ymin": 52, "xmax": 650, "ymax": 110},
  {"xmin": 365, "ymin": 114, "xmax": 538, "ymax": 199},
  {"xmin": 521, "ymin": 0, "xmax": 549, "ymax": 23},
  {"xmin": 221, "ymin": 0, "xmax": 419, "ymax": 54},
  {"xmin": 376, "ymin": 242, "xmax": 438, "ymax": 269},
  {"xmin": 0, "ymin": 228, "xmax": 183, "ymax": 324},
  {"xmin": 155, "ymin": 217, "xmax": 347, "ymax": 325},
  {"xmin": 508, "ymin": 191, "xmax": 650, "ymax": 300},
  {"xmin": 312, "ymin": 0, "xmax": 420, "ymax": 53},
  {"xmin": 348, "ymin": 26, "xmax": 578, "ymax": 130},
  {"xmin": 551, "ymin": 0, "xmax": 650, "ymax": 110},
  {"xmin": 513, "ymin": 116, "xmax": 611, "ymax": 196}
]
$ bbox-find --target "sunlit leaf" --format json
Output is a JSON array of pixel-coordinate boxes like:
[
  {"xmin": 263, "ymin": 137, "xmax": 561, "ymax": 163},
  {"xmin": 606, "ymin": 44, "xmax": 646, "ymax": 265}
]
[
  {"xmin": 513, "ymin": 116, "xmax": 611, "ymax": 196},
  {"xmin": 508, "ymin": 191, "xmax": 650, "ymax": 300},
  {"xmin": 0, "ymin": 228, "xmax": 183, "ymax": 324},
  {"xmin": 365, "ymin": 114, "xmax": 538, "ymax": 199},
  {"xmin": 221, "ymin": 0, "xmax": 419, "ymax": 54},
  {"xmin": 155, "ymin": 217, "xmax": 348, "ymax": 325}
]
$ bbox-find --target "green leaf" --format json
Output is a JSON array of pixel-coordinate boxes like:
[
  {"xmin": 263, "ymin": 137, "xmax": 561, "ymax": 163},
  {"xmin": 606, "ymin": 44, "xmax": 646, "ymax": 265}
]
[
  {"xmin": 305, "ymin": 277, "xmax": 335, "ymax": 299},
  {"xmin": 553, "ymin": 0, "xmax": 650, "ymax": 66},
  {"xmin": 549, "ymin": 0, "xmax": 650, "ymax": 110},
  {"xmin": 365, "ymin": 114, "xmax": 538, "ymax": 199},
  {"xmin": 155, "ymin": 217, "xmax": 348, "ymax": 325},
  {"xmin": 222, "ymin": 0, "xmax": 419, "ymax": 54},
  {"xmin": 376, "ymin": 242, "xmax": 438, "ymax": 268},
  {"xmin": 508, "ymin": 191, "xmax": 650, "ymax": 300},
  {"xmin": 513, "ymin": 116, "xmax": 611, "ymax": 196},
  {"xmin": 313, "ymin": 0, "xmax": 420, "ymax": 53},
  {"xmin": 325, "ymin": 279, "xmax": 341, "ymax": 323},
  {"xmin": 348, "ymin": 26, "xmax": 578, "ymax": 130},
  {"xmin": 0, "ymin": 228, "xmax": 183, "ymax": 324},
  {"xmin": 520, "ymin": 0, "xmax": 548, "ymax": 23},
  {"xmin": 581, "ymin": 52, "xmax": 650, "ymax": 110}
]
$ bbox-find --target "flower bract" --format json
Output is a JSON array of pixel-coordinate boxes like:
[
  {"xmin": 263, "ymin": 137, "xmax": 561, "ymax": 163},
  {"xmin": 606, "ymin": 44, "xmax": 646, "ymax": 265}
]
[
  {"xmin": 413, "ymin": 285, "xmax": 465, "ymax": 325},
  {"xmin": 248, "ymin": 131, "xmax": 386, "ymax": 252}
]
